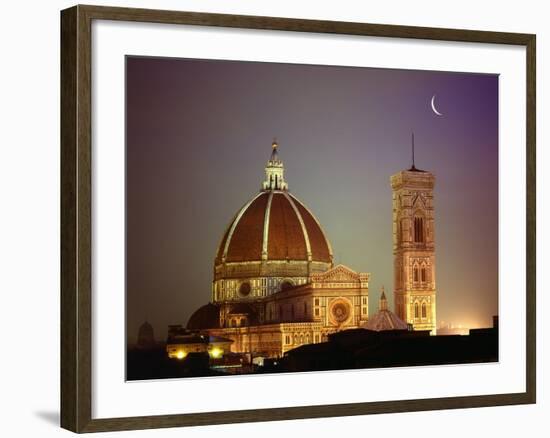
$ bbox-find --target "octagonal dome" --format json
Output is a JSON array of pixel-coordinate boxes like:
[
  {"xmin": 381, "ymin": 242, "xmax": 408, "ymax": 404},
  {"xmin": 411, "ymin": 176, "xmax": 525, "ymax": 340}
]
[
  {"xmin": 363, "ymin": 288, "xmax": 409, "ymax": 332},
  {"xmin": 215, "ymin": 190, "xmax": 332, "ymax": 265}
]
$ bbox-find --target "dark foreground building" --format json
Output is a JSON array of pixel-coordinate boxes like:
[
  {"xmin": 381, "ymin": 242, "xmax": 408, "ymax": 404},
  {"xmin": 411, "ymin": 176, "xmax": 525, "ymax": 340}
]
[
  {"xmin": 279, "ymin": 320, "xmax": 498, "ymax": 373},
  {"xmin": 127, "ymin": 318, "xmax": 498, "ymax": 380}
]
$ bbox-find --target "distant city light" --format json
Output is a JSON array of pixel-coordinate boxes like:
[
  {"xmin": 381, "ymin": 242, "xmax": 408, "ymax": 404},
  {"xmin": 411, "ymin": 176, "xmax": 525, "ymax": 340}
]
[{"xmin": 176, "ymin": 350, "xmax": 186, "ymax": 359}]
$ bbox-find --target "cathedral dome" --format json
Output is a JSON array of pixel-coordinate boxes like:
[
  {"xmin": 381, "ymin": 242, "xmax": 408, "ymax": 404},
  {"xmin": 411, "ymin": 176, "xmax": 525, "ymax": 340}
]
[
  {"xmin": 215, "ymin": 140, "xmax": 333, "ymax": 271},
  {"xmin": 212, "ymin": 140, "xmax": 334, "ymax": 299},
  {"xmin": 215, "ymin": 191, "xmax": 332, "ymax": 265}
]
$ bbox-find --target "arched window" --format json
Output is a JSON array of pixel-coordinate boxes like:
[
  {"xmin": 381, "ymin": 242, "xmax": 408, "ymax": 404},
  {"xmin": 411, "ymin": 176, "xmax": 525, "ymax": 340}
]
[
  {"xmin": 421, "ymin": 266, "xmax": 427, "ymax": 282},
  {"xmin": 414, "ymin": 266, "xmax": 419, "ymax": 282},
  {"xmin": 300, "ymin": 334, "xmax": 304, "ymax": 344},
  {"xmin": 414, "ymin": 302, "xmax": 419, "ymax": 319},
  {"xmin": 422, "ymin": 302, "xmax": 427, "ymax": 319},
  {"xmin": 414, "ymin": 216, "xmax": 425, "ymax": 243}
]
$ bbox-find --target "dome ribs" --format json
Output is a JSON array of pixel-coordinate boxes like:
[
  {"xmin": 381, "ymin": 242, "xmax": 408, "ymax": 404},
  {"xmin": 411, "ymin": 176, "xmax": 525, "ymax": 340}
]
[
  {"xmin": 226, "ymin": 192, "xmax": 269, "ymax": 262},
  {"xmin": 267, "ymin": 193, "xmax": 308, "ymax": 260},
  {"xmin": 215, "ymin": 226, "xmax": 231, "ymax": 264},
  {"xmin": 290, "ymin": 195, "xmax": 332, "ymax": 263},
  {"xmin": 216, "ymin": 192, "xmax": 264, "ymax": 264},
  {"xmin": 216, "ymin": 191, "xmax": 333, "ymax": 266}
]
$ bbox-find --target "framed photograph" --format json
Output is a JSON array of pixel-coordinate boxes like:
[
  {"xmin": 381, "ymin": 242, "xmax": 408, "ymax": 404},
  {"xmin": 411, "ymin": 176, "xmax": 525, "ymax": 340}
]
[{"xmin": 60, "ymin": 4, "xmax": 536, "ymax": 433}]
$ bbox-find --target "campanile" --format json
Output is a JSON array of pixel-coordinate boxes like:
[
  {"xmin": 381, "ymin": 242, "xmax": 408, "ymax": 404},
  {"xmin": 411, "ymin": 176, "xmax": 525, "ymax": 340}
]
[{"xmin": 391, "ymin": 136, "xmax": 436, "ymax": 334}]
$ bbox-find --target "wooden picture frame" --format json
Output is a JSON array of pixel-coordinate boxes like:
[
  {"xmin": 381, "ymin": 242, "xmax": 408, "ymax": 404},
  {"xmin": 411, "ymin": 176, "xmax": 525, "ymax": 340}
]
[{"xmin": 61, "ymin": 4, "xmax": 536, "ymax": 433}]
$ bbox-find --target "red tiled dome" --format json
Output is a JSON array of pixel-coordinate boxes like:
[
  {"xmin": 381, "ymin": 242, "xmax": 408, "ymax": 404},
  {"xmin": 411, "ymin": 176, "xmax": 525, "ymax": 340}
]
[{"xmin": 215, "ymin": 191, "xmax": 332, "ymax": 265}]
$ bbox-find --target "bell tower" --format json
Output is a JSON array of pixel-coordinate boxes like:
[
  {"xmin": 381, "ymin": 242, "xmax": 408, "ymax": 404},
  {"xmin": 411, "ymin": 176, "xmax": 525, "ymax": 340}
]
[{"xmin": 391, "ymin": 134, "xmax": 436, "ymax": 334}]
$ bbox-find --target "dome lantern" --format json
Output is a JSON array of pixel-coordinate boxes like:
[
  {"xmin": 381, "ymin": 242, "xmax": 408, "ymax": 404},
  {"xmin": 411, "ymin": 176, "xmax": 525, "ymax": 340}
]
[{"xmin": 262, "ymin": 139, "xmax": 288, "ymax": 191}]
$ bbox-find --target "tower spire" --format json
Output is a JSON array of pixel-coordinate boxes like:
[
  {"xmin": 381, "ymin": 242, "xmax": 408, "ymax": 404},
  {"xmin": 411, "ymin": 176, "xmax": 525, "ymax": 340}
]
[
  {"xmin": 379, "ymin": 286, "xmax": 388, "ymax": 311},
  {"xmin": 411, "ymin": 132, "xmax": 416, "ymax": 170},
  {"xmin": 262, "ymin": 138, "xmax": 288, "ymax": 191},
  {"xmin": 408, "ymin": 132, "xmax": 425, "ymax": 172}
]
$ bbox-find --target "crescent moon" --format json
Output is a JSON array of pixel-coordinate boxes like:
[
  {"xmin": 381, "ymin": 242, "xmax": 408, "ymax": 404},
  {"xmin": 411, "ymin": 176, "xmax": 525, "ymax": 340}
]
[{"xmin": 431, "ymin": 94, "xmax": 443, "ymax": 116}]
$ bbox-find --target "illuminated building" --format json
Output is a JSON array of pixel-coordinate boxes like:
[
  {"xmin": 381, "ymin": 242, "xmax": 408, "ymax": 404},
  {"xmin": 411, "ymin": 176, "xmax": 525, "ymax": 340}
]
[
  {"xmin": 187, "ymin": 140, "xmax": 370, "ymax": 357},
  {"xmin": 166, "ymin": 325, "xmax": 233, "ymax": 359},
  {"xmin": 391, "ymin": 134, "xmax": 437, "ymax": 334}
]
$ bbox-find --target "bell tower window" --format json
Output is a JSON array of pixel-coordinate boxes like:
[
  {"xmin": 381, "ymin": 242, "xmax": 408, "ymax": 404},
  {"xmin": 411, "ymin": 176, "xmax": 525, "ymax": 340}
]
[{"xmin": 414, "ymin": 216, "xmax": 425, "ymax": 243}]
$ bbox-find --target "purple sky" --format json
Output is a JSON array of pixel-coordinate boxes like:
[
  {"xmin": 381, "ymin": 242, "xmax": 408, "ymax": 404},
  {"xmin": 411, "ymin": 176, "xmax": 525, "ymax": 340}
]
[{"xmin": 126, "ymin": 56, "xmax": 498, "ymax": 343}]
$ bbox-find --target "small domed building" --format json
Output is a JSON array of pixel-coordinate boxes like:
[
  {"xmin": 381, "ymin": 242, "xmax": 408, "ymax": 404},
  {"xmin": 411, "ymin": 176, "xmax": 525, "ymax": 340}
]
[
  {"xmin": 188, "ymin": 141, "xmax": 371, "ymax": 357},
  {"xmin": 363, "ymin": 287, "xmax": 409, "ymax": 332}
]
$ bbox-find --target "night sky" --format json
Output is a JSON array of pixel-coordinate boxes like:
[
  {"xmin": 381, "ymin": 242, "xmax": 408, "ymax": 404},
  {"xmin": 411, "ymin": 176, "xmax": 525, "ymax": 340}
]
[{"xmin": 126, "ymin": 56, "xmax": 498, "ymax": 344}]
